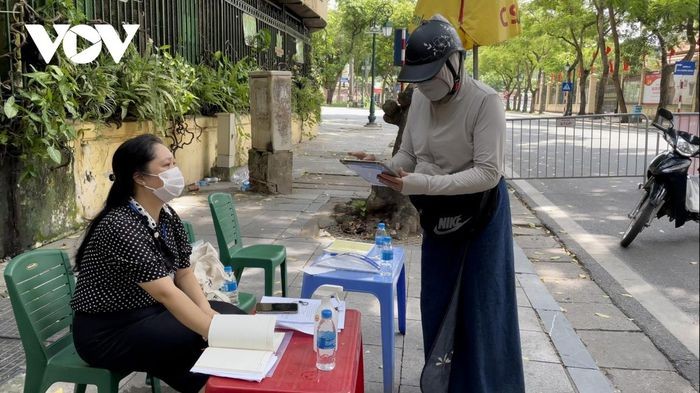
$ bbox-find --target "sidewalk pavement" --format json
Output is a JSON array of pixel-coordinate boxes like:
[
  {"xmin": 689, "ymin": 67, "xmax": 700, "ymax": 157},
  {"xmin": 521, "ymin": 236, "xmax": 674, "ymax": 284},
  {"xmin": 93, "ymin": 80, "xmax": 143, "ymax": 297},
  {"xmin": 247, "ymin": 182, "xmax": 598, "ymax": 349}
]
[{"xmin": 0, "ymin": 107, "xmax": 694, "ymax": 392}]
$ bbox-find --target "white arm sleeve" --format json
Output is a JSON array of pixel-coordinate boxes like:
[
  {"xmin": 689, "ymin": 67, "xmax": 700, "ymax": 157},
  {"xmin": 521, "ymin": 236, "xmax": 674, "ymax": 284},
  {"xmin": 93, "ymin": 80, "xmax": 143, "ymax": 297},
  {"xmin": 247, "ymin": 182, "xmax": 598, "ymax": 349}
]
[{"xmin": 387, "ymin": 122, "xmax": 417, "ymax": 173}]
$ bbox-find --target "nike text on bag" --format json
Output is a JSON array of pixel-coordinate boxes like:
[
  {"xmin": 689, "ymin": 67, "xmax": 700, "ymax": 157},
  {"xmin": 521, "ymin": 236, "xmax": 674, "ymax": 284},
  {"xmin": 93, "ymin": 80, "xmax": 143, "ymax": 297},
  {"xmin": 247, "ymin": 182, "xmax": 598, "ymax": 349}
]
[
  {"xmin": 409, "ymin": 184, "xmax": 500, "ymax": 241},
  {"xmin": 25, "ymin": 24, "xmax": 139, "ymax": 64}
]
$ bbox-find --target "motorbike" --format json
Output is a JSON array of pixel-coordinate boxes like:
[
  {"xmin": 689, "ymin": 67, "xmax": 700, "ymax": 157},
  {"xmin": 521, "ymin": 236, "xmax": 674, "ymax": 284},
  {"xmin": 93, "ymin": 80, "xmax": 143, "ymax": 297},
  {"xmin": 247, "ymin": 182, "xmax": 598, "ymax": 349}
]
[{"xmin": 620, "ymin": 108, "xmax": 700, "ymax": 248}]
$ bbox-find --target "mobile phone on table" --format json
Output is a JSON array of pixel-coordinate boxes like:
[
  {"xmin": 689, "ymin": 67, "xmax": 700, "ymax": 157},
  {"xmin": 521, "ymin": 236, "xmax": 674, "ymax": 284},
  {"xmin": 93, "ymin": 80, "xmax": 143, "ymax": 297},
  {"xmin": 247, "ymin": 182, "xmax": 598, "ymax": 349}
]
[{"xmin": 255, "ymin": 302, "xmax": 299, "ymax": 314}]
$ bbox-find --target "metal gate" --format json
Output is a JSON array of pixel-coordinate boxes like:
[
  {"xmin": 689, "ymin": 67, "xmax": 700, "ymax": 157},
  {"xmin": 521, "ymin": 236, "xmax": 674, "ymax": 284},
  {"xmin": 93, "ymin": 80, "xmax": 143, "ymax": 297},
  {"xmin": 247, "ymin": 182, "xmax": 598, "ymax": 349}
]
[{"xmin": 504, "ymin": 113, "xmax": 699, "ymax": 180}]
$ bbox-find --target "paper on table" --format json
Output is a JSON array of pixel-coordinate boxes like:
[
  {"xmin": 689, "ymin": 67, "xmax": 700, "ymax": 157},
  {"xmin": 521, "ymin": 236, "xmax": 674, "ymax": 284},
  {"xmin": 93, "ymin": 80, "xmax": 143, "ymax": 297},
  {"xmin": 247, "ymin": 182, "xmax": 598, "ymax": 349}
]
[
  {"xmin": 324, "ymin": 240, "xmax": 375, "ymax": 256},
  {"xmin": 302, "ymin": 264, "xmax": 336, "ymax": 275},
  {"xmin": 208, "ymin": 314, "xmax": 277, "ymax": 351},
  {"xmin": 260, "ymin": 296, "xmax": 346, "ymax": 333},
  {"xmin": 314, "ymin": 253, "xmax": 380, "ymax": 273}
]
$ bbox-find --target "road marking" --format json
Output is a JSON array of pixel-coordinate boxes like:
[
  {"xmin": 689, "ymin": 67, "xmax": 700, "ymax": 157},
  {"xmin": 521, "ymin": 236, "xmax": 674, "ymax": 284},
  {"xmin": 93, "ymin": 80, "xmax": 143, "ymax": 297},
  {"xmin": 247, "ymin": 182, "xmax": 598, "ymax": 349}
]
[{"xmin": 512, "ymin": 177, "xmax": 699, "ymax": 358}]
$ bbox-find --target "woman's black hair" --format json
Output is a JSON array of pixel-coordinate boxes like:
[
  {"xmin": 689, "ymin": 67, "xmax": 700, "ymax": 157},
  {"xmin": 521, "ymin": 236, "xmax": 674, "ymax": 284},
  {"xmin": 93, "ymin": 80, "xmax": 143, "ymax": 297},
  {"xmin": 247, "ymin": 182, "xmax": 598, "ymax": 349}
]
[{"xmin": 74, "ymin": 134, "xmax": 163, "ymax": 272}]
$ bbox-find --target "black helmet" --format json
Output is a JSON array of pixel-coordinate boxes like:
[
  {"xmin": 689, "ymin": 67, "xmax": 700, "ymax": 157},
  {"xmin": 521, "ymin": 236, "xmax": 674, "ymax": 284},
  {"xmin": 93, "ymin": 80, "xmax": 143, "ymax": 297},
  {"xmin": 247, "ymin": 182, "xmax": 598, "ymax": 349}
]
[{"xmin": 398, "ymin": 19, "xmax": 465, "ymax": 83}]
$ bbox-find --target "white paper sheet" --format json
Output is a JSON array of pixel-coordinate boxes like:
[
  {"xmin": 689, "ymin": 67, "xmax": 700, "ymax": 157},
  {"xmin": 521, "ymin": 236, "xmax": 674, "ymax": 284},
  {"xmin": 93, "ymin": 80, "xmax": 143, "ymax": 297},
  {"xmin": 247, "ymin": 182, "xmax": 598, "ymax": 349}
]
[{"xmin": 260, "ymin": 296, "xmax": 346, "ymax": 334}]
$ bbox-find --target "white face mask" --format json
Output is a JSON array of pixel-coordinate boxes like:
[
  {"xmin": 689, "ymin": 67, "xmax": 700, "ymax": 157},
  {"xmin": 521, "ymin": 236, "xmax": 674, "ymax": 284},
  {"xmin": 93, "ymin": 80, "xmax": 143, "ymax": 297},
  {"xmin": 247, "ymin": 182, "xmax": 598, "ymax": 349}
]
[
  {"xmin": 143, "ymin": 167, "xmax": 185, "ymax": 203},
  {"xmin": 416, "ymin": 77, "xmax": 451, "ymax": 101}
]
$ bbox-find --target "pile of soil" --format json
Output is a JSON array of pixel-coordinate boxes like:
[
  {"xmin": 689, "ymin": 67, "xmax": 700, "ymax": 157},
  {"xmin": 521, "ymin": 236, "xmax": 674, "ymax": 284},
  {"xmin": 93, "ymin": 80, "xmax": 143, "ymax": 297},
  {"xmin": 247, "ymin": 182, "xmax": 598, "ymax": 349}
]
[{"xmin": 323, "ymin": 198, "xmax": 423, "ymax": 246}]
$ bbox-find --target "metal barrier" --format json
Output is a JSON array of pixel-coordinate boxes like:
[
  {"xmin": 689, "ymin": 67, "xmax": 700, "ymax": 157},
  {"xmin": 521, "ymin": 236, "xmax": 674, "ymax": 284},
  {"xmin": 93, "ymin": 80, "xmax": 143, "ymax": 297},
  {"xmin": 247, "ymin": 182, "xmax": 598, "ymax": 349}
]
[
  {"xmin": 505, "ymin": 114, "xmax": 655, "ymax": 179},
  {"xmin": 504, "ymin": 112, "xmax": 699, "ymax": 180}
]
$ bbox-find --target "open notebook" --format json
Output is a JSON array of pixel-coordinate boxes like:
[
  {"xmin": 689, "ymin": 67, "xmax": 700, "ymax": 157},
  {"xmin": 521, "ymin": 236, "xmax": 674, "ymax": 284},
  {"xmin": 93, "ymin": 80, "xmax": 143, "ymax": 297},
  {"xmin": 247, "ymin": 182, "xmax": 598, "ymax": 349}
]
[{"xmin": 191, "ymin": 314, "xmax": 290, "ymax": 382}]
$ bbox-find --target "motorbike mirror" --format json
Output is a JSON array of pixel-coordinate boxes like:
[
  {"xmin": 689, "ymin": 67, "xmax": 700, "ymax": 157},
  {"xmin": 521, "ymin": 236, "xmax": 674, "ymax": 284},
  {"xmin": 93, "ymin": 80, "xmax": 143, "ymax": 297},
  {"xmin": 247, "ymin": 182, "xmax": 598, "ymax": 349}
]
[{"xmin": 657, "ymin": 108, "xmax": 674, "ymax": 122}]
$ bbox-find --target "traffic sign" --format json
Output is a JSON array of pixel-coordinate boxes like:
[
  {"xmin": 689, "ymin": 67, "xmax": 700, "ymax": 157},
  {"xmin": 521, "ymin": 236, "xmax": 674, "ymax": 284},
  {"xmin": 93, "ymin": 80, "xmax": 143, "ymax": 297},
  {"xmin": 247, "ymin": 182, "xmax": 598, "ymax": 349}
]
[
  {"xmin": 562, "ymin": 82, "xmax": 573, "ymax": 92},
  {"xmin": 556, "ymin": 117, "xmax": 576, "ymax": 127},
  {"xmin": 674, "ymin": 61, "xmax": 696, "ymax": 76}
]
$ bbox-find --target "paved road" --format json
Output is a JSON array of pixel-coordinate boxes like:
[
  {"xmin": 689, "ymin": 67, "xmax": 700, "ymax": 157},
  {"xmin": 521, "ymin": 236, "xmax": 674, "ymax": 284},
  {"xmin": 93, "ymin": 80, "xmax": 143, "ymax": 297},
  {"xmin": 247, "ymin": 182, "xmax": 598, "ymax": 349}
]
[
  {"xmin": 505, "ymin": 111, "xmax": 699, "ymax": 359},
  {"xmin": 523, "ymin": 176, "xmax": 699, "ymax": 319}
]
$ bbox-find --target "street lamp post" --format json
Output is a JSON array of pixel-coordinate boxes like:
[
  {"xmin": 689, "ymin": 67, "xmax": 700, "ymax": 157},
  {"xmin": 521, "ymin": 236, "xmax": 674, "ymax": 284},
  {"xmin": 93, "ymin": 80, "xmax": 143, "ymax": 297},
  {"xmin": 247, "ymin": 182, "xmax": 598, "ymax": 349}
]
[{"xmin": 365, "ymin": 12, "xmax": 393, "ymax": 127}]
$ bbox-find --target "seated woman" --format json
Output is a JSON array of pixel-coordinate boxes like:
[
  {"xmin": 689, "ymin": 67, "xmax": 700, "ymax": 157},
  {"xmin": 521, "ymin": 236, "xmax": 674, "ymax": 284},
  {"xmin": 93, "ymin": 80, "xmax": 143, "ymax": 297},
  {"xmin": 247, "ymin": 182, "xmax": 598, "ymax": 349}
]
[{"xmin": 70, "ymin": 134, "xmax": 243, "ymax": 393}]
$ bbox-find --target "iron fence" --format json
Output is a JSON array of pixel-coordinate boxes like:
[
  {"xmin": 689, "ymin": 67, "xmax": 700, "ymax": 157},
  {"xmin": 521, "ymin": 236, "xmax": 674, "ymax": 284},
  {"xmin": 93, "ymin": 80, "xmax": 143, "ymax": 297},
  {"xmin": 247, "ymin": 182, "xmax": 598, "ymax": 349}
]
[
  {"xmin": 1, "ymin": 0, "xmax": 311, "ymax": 96},
  {"xmin": 504, "ymin": 113, "xmax": 700, "ymax": 180}
]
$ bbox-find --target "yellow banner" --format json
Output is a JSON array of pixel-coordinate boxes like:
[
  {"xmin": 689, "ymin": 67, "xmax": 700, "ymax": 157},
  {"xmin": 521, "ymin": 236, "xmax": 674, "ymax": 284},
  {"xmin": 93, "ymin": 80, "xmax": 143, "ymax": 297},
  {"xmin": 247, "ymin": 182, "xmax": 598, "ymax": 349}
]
[{"xmin": 412, "ymin": 0, "xmax": 521, "ymax": 50}]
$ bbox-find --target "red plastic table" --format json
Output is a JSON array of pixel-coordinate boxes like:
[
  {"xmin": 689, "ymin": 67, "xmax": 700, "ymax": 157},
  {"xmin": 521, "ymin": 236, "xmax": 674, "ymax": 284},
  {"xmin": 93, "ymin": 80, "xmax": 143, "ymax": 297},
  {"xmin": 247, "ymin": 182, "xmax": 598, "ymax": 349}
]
[{"xmin": 205, "ymin": 310, "xmax": 364, "ymax": 393}]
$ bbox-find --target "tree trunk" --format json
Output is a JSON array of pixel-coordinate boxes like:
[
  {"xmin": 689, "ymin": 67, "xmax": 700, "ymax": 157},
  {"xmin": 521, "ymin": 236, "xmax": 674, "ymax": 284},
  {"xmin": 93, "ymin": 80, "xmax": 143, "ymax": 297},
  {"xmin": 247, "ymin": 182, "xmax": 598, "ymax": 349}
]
[
  {"xmin": 503, "ymin": 79, "xmax": 513, "ymax": 111},
  {"xmin": 607, "ymin": 2, "xmax": 627, "ymax": 118},
  {"xmin": 593, "ymin": 1, "xmax": 609, "ymax": 114},
  {"xmin": 578, "ymin": 68, "xmax": 590, "ymax": 115},
  {"xmin": 348, "ymin": 58, "xmax": 355, "ymax": 104},
  {"xmin": 695, "ymin": 65, "xmax": 700, "ymax": 112},
  {"xmin": 539, "ymin": 69, "xmax": 547, "ymax": 114},
  {"xmin": 363, "ymin": 87, "xmax": 420, "ymax": 239},
  {"xmin": 576, "ymin": 45, "xmax": 591, "ymax": 115},
  {"xmin": 655, "ymin": 31, "xmax": 673, "ymax": 118},
  {"xmin": 326, "ymin": 87, "xmax": 335, "ymax": 105},
  {"xmin": 531, "ymin": 69, "xmax": 542, "ymax": 114},
  {"xmin": 522, "ymin": 61, "xmax": 533, "ymax": 113}
]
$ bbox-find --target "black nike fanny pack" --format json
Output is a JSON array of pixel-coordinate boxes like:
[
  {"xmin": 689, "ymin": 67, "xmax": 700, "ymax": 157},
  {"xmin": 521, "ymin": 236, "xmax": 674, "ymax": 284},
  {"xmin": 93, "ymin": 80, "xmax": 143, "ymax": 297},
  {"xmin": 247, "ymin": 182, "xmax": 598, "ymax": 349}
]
[{"xmin": 409, "ymin": 181, "xmax": 500, "ymax": 241}]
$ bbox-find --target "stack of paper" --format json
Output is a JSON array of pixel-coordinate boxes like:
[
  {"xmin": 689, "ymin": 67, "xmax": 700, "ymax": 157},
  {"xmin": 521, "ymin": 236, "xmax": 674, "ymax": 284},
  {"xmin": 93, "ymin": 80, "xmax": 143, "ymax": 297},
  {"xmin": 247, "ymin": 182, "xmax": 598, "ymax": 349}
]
[
  {"xmin": 260, "ymin": 296, "xmax": 346, "ymax": 335},
  {"xmin": 191, "ymin": 314, "xmax": 291, "ymax": 382}
]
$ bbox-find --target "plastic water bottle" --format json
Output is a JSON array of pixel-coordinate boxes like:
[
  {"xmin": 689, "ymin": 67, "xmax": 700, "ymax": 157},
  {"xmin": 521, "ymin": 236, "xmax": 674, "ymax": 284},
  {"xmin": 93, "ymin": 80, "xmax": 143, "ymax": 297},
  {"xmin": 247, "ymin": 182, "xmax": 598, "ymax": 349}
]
[
  {"xmin": 380, "ymin": 239, "xmax": 393, "ymax": 277},
  {"xmin": 313, "ymin": 295, "xmax": 339, "ymax": 353},
  {"xmin": 375, "ymin": 223, "xmax": 388, "ymax": 247},
  {"xmin": 315, "ymin": 309, "xmax": 337, "ymax": 371},
  {"xmin": 230, "ymin": 167, "xmax": 249, "ymax": 185},
  {"xmin": 221, "ymin": 266, "xmax": 239, "ymax": 306}
]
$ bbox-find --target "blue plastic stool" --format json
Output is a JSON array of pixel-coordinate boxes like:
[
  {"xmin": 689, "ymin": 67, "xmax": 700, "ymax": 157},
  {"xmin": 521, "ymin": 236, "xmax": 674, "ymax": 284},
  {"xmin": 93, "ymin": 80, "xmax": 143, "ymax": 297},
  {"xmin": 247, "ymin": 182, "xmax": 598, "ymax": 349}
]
[{"xmin": 301, "ymin": 247, "xmax": 406, "ymax": 393}]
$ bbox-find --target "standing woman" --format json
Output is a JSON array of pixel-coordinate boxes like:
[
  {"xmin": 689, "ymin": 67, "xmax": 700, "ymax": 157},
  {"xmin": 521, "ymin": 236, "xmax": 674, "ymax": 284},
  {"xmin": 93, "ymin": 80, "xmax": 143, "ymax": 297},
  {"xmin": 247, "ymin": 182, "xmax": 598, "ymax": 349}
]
[
  {"xmin": 352, "ymin": 16, "xmax": 525, "ymax": 393},
  {"xmin": 70, "ymin": 134, "xmax": 243, "ymax": 393}
]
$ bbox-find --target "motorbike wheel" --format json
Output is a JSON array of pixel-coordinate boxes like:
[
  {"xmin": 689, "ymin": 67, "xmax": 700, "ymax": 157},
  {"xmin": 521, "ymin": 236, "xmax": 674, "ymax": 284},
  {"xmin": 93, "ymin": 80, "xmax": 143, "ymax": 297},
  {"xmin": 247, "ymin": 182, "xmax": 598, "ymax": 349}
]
[{"xmin": 620, "ymin": 193, "xmax": 656, "ymax": 248}]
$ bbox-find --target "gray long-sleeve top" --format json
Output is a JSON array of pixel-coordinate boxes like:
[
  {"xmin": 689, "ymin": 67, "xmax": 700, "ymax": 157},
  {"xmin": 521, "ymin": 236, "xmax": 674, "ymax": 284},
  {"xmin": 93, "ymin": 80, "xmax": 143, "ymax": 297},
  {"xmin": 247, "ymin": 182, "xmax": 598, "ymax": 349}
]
[{"xmin": 387, "ymin": 75, "xmax": 505, "ymax": 196}]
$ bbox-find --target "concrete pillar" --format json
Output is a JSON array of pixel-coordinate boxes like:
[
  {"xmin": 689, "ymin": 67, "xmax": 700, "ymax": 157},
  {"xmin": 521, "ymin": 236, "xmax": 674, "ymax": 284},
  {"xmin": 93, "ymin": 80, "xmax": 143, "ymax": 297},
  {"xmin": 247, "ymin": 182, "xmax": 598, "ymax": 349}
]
[
  {"xmin": 211, "ymin": 113, "xmax": 237, "ymax": 180},
  {"xmin": 248, "ymin": 71, "xmax": 293, "ymax": 194},
  {"xmin": 587, "ymin": 74, "xmax": 598, "ymax": 114}
]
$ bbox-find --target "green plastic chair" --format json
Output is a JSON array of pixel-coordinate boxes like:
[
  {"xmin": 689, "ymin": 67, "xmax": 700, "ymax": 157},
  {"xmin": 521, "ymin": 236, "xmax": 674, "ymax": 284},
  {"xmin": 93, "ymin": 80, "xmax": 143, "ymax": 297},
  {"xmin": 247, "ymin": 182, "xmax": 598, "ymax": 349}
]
[
  {"xmin": 3, "ymin": 249, "xmax": 161, "ymax": 393},
  {"xmin": 208, "ymin": 192, "xmax": 287, "ymax": 297},
  {"xmin": 181, "ymin": 220, "xmax": 257, "ymax": 313},
  {"xmin": 182, "ymin": 220, "xmax": 196, "ymax": 244}
]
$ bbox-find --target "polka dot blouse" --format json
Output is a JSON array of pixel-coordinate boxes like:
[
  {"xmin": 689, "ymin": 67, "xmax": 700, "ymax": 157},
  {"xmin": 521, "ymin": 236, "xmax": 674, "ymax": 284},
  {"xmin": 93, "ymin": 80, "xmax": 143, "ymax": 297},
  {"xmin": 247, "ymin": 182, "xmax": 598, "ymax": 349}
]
[{"xmin": 71, "ymin": 202, "xmax": 192, "ymax": 313}]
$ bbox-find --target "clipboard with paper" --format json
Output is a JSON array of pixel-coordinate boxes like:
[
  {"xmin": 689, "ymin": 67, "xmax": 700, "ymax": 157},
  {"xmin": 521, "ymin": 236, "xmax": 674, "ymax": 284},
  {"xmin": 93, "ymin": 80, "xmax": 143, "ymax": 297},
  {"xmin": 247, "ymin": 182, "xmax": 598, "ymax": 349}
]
[{"xmin": 340, "ymin": 159, "xmax": 399, "ymax": 187}]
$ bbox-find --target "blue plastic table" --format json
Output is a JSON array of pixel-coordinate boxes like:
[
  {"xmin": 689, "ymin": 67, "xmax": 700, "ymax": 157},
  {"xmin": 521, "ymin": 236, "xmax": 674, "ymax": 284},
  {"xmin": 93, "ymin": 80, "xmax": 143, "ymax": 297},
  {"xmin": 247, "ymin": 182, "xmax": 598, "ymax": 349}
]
[{"xmin": 300, "ymin": 247, "xmax": 406, "ymax": 393}]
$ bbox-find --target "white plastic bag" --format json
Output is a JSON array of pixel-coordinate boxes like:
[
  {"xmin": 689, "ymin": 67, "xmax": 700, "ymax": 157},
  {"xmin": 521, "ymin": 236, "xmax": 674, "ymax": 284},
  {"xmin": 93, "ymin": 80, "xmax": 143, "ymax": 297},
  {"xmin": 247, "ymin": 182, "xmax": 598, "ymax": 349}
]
[
  {"xmin": 687, "ymin": 175, "xmax": 699, "ymax": 213},
  {"xmin": 189, "ymin": 241, "xmax": 230, "ymax": 302}
]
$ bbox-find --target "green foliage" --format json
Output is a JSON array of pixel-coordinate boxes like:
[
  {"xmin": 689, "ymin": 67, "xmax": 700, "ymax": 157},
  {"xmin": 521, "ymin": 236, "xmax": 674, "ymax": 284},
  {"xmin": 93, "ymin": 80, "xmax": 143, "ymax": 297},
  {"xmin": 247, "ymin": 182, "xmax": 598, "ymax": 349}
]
[
  {"xmin": 350, "ymin": 198, "xmax": 367, "ymax": 218},
  {"xmin": 312, "ymin": 12, "xmax": 350, "ymax": 98},
  {"xmin": 0, "ymin": 41, "xmax": 262, "ymax": 180},
  {"xmin": 0, "ymin": 63, "xmax": 80, "ymax": 180},
  {"xmin": 112, "ymin": 44, "xmax": 198, "ymax": 130},
  {"xmin": 292, "ymin": 75, "xmax": 324, "ymax": 127},
  {"xmin": 192, "ymin": 51, "xmax": 257, "ymax": 116}
]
